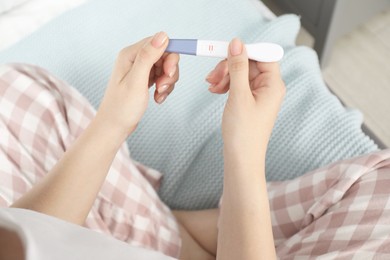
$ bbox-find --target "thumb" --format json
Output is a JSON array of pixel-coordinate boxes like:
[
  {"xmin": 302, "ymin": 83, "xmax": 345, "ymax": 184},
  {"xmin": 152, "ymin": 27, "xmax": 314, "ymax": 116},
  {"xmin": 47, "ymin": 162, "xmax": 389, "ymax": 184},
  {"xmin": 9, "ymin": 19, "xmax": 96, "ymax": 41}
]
[
  {"xmin": 227, "ymin": 38, "xmax": 250, "ymax": 96},
  {"xmin": 126, "ymin": 32, "xmax": 168, "ymax": 86}
]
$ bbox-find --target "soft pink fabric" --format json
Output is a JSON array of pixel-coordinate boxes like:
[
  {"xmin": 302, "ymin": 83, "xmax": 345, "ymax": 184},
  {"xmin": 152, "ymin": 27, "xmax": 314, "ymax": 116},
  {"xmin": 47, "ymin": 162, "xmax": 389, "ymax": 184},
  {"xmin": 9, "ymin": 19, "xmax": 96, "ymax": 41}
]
[
  {"xmin": 269, "ymin": 149, "xmax": 390, "ymax": 258},
  {"xmin": 2, "ymin": 63, "xmax": 390, "ymax": 259},
  {"xmin": 0, "ymin": 64, "xmax": 181, "ymax": 258}
]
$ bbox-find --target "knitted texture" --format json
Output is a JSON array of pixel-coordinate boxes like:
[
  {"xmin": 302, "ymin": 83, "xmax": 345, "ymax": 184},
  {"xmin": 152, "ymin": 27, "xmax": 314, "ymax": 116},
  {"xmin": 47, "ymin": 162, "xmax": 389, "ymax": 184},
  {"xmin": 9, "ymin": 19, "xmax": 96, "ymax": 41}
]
[{"xmin": 0, "ymin": 0, "xmax": 378, "ymax": 209}]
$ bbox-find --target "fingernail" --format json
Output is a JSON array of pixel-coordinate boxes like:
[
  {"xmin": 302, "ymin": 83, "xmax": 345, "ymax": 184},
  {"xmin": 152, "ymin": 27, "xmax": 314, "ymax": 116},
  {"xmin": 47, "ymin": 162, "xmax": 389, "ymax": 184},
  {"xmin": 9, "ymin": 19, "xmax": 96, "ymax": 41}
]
[
  {"xmin": 206, "ymin": 70, "xmax": 215, "ymax": 81},
  {"xmin": 158, "ymin": 84, "xmax": 169, "ymax": 94},
  {"xmin": 168, "ymin": 66, "xmax": 176, "ymax": 78},
  {"xmin": 157, "ymin": 94, "xmax": 167, "ymax": 104},
  {"xmin": 208, "ymin": 84, "xmax": 216, "ymax": 92},
  {"xmin": 230, "ymin": 38, "xmax": 242, "ymax": 56},
  {"xmin": 151, "ymin": 32, "xmax": 168, "ymax": 48}
]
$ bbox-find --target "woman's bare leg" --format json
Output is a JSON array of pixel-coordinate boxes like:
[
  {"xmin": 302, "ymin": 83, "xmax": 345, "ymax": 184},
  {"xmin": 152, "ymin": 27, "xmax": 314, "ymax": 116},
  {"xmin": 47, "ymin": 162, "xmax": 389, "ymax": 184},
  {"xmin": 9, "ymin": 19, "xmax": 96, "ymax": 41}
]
[
  {"xmin": 0, "ymin": 227, "xmax": 25, "ymax": 260},
  {"xmin": 173, "ymin": 209, "xmax": 219, "ymax": 259}
]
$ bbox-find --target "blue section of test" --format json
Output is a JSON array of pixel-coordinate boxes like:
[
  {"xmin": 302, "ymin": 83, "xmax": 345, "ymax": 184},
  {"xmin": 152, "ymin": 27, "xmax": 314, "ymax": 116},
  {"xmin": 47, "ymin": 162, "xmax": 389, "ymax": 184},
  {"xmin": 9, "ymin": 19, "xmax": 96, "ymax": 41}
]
[{"xmin": 166, "ymin": 39, "xmax": 197, "ymax": 55}]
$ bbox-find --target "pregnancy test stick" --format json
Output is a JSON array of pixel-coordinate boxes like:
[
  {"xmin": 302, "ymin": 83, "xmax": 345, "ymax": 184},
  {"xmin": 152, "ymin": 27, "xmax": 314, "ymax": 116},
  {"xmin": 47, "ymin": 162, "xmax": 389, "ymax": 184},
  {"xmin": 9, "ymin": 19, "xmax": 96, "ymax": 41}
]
[{"xmin": 166, "ymin": 39, "xmax": 284, "ymax": 62}]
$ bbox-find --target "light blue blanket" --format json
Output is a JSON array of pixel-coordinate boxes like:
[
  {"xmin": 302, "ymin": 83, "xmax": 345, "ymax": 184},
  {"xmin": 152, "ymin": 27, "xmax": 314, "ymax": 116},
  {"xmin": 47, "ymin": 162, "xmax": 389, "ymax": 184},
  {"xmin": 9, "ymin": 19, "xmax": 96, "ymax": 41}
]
[{"xmin": 0, "ymin": 0, "xmax": 378, "ymax": 209}]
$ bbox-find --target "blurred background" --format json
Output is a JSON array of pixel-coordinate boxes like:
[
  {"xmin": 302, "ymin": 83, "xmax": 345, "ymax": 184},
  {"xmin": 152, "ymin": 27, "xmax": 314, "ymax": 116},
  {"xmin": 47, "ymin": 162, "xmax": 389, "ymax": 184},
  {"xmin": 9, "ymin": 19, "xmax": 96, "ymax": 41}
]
[{"xmin": 263, "ymin": 0, "xmax": 390, "ymax": 148}]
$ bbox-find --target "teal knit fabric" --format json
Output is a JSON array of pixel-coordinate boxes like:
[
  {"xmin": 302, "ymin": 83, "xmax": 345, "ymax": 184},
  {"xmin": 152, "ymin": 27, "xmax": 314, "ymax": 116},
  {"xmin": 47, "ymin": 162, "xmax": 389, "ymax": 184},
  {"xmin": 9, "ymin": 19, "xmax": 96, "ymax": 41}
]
[{"xmin": 0, "ymin": 0, "xmax": 378, "ymax": 209}]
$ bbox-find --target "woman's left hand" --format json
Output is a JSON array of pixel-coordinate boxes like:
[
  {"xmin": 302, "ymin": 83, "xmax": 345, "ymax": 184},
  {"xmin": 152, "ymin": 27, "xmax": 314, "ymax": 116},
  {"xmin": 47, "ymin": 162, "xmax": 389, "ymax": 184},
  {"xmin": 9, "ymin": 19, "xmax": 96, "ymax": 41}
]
[
  {"xmin": 96, "ymin": 31, "xmax": 180, "ymax": 139},
  {"xmin": 205, "ymin": 39, "xmax": 285, "ymax": 154}
]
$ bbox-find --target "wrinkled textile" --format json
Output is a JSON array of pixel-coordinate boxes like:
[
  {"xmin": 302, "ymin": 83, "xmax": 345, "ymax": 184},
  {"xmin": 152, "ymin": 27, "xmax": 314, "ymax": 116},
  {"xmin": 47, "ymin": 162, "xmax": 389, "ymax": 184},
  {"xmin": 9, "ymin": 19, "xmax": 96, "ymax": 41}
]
[
  {"xmin": 0, "ymin": 64, "xmax": 181, "ymax": 258},
  {"xmin": 2, "ymin": 64, "xmax": 390, "ymax": 259},
  {"xmin": 270, "ymin": 149, "xmax": 390, "ymax": 259},
  {"xmin": 0, "ymin": 208, "xmax": 175, "ymax": 260}
]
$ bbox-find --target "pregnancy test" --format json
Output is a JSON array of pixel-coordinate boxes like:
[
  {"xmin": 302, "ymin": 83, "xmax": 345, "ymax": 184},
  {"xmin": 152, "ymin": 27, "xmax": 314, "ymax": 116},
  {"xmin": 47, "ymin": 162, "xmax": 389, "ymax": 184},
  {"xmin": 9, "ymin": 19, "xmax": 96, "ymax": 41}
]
[{"xmin": 166, "ymin": 39, "xmax": 284, "ymax": 62}]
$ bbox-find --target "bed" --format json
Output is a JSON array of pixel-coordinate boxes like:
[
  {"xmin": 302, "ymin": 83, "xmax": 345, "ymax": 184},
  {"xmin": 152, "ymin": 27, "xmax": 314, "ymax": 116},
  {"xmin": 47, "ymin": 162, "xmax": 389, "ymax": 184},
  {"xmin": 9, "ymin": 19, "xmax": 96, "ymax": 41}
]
[{"xmin": 0, "ymin": 0, "xmax": 378, "ymax": 211}]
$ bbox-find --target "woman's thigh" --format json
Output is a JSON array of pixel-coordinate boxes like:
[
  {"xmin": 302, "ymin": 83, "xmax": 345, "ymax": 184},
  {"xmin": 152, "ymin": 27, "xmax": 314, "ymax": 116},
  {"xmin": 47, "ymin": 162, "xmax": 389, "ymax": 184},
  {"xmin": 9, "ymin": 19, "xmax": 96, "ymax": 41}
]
[
  {"xmin": 174, "ymin": 150, "xmax": 390, "ymax": 259},
  {"xmin": 0, "ymin": 64, "xmax": 181, "ymax": 258},
  {"xmin": 173, "ymin": 209, "xmax": 218, "ymax": 259},
  {"xmin": 269, "ymin": 149, "xmax": 390, "ymax": 258},
  {"xmin": 0, "ymin": 63, "xmax": 95, "ymax": 206}
]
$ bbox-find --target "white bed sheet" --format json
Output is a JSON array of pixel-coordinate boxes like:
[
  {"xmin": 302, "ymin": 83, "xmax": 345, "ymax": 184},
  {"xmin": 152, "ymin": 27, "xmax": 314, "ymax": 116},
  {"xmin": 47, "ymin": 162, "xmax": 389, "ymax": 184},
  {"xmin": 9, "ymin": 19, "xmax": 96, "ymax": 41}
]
[
  {"xmin": 0, "ymin": 0, "xmax": 88, "ymax": 51},
  {"xmin": 0, "ymin": 0, "xmax": 275, "ymax": 52},
  {"xmin": 0, "ymin": 208, "xmax": 174, "ymax": 260}
]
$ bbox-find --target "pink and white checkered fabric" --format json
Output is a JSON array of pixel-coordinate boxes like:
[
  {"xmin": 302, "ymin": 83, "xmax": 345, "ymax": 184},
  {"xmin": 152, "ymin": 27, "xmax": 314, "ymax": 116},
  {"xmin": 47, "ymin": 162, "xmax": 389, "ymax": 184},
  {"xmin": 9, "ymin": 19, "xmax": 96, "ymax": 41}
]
[
  {"xmin": 0, "ymin": 64, "xmax": 181, "ymax": 258},
  {"xmin": 2, "ymin": 63, "xmax": 390, "ymax": 259},
  {"xmin": 270, "ymin": 149, "xmax": 390, "ymax": 259}
]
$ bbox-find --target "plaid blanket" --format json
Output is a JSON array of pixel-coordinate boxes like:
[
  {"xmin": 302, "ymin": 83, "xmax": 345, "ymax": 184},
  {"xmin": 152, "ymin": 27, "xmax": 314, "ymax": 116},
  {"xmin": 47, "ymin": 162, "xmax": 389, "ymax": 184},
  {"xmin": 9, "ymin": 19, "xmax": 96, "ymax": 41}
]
[
  {"xmin": 0, "ymin": 64, "xmax": 181, "ymax": 258},
  {"xmin": 1, "ymin": 64, "xmax": 390, "ymax": 259}
]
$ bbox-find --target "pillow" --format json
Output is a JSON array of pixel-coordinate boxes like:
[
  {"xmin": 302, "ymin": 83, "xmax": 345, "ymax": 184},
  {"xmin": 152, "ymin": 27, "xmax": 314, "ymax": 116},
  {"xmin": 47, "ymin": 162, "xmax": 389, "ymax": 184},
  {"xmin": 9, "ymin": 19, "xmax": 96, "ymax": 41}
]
[
  {"xmin": 0, "ymin": 0, "xmax": 29, "ymax": 13},
  {"xmin": 0, "ymin": 0, "xmax": 88, "ymax": 51},
  {"xmin": 0, "ymin": 0, "xmax": 378, "ymax": 210}
]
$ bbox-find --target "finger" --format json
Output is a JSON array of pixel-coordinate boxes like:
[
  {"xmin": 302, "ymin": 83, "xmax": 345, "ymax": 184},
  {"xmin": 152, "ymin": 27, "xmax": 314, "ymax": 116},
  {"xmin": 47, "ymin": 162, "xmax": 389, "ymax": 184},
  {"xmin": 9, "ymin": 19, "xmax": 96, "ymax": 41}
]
[
  {"xmin": 154, "ymin": 53, "xmax": 167, "ymax": 78},
  {"xmin": 148, "ymin": 66, "xmax": 156, "ymax": 87},
  {"xmin": 155, "ymin": 53, "xmax": 165, "ymax": 69},
  {"xmin": 163, "ymin": 53, "xmax": 180, "ymax": 78},
  {"xmin": 149, "ymin": 53, "xmax": 179, "ymax": 87},
  {"xmin": 256, "ymin": 61, "xmax": 280, "ymax": 74},
  {"xmin": 125, "ymin": 32, "xmax": 169, "ymax": 88},
  {"xmin": 227, "ymin": 38, "xmax": 250, "ymax": 96},
  {"xmin": 156, "ymin": 65, "xmax": 179, "ymax": 94},
  {"xmin": 148, "ymin": 53, "xmax": 171, "ymax": 88},
  {"xmin": 155, "ymin": 63, "xmax": 163, "ymax": 78},
  {"xmin": 249, "ymin": 60, "xmax": 259, "ymax": 82},
  {"xmin": 206, "ymin": 60, "xmax": 228, "ymax": 85},
  {"xmin": 154, "ymin": 84, "xmax": 175, "ymax": 104},
  {"xmin": 208, "ymin": 73, "xmax": 230, "ymax": 94},
  {"xmin": 112, "ymin": 37, "xmax": 150, "ymax": 83}
]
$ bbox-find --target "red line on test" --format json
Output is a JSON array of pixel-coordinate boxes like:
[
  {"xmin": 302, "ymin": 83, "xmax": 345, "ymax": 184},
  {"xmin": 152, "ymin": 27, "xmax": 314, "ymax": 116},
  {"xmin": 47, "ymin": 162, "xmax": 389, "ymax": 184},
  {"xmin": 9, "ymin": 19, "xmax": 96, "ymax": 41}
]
[{"xmin": 209, "ymin": 45, "xmax": 213, "ymax": 51}]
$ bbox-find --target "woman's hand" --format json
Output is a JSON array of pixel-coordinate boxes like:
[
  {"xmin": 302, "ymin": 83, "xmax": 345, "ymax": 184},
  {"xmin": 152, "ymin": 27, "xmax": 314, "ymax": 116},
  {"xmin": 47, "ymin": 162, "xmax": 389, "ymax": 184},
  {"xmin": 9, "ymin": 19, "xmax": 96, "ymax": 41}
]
[
  {"xmin": 206, "ymin": 38, "xmax": 285, "ymax": 157},
  {"xmin": 211, "ymin": 39, "xmax": 283, "ymax": 260},
  {"xmin": 96, "ymin": 32, "xmax": 180, "ymax": 139},
  {"xmin": 10, "ymin": 33, "xmax": 180, "ymax": 226}
]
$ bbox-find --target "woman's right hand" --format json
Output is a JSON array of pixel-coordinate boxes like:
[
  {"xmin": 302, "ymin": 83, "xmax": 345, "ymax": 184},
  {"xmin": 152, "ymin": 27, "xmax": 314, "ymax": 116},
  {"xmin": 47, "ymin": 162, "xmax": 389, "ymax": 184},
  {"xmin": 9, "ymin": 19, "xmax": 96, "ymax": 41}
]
[
  {"xmin": 96, "ymin": 32, "xmax": 180, "ymax": 141},
  {"xmin": 206, "ymin": 38, "xmax": 285, "ymax": 157}
]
